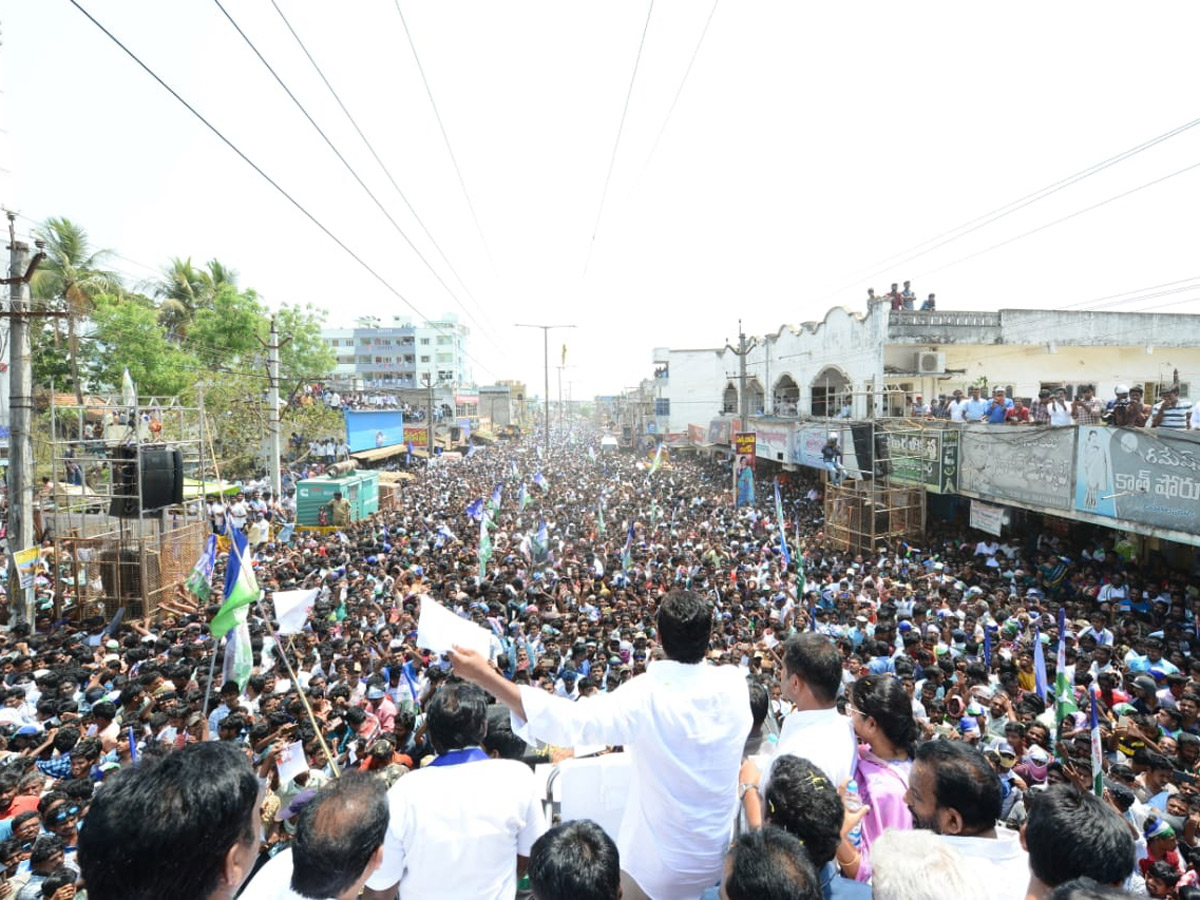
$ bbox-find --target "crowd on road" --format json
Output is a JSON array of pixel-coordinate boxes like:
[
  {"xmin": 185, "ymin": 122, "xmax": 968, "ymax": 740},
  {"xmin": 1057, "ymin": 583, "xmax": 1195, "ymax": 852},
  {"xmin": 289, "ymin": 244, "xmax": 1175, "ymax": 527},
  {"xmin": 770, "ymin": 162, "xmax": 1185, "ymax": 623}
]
[{"xmin": 0, "ymin": 426, "xmax": 1197, "ymax": 899}]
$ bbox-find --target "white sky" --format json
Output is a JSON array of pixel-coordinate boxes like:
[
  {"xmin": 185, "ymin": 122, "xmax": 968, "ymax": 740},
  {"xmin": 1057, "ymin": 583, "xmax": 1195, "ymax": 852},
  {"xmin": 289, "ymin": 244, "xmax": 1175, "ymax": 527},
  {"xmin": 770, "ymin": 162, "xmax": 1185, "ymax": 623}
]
[{"xmin": 3, "ymin": 2, "xmax": 1200, "ymax": 401}]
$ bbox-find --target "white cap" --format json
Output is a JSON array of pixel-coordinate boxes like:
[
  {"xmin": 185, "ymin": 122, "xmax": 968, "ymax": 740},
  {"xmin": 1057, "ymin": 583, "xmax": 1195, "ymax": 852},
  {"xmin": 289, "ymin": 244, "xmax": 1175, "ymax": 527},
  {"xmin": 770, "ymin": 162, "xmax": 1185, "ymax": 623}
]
[{"xmin": 1115, "ymin": 384, "xmax": 1129, "ymax": 394}]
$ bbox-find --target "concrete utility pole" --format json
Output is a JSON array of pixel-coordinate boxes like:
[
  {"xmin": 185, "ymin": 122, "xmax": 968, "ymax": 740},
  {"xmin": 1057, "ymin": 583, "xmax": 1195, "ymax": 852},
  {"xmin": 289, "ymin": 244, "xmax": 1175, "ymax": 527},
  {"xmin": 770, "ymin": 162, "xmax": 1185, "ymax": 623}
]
[
  {"xmin": 4, "ymin": 213, "xmax": 46, "ymax": 624},
  {"xmin": 258, "ymin": 317, "xmax": 290, "ymax": 501},
  {"xmin": 727, "ymin": 320, "xmax": 757, "ymax": 421},
  {"xmin": 515, "ymin": 323, "xmax": 575, "ymax": 458},
  {"xmin": 421, "ymin": 373, "xmax": 434, "ymax": 455}
]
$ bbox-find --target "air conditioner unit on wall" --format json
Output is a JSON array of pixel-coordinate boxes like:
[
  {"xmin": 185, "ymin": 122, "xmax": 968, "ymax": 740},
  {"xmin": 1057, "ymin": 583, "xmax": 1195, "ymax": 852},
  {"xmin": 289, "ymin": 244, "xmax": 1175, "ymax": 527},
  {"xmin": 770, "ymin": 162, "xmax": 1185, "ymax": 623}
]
[{"xmin": 916, "ymin": 351, "xmax": 945, "ymax": 374}]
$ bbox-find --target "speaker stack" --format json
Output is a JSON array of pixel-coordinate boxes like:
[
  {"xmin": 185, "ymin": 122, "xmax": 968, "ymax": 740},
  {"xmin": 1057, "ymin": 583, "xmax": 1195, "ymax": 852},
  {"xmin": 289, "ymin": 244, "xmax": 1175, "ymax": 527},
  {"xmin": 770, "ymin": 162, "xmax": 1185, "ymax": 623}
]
[{"xmin": 108, "ymin": 446, "xmax": 185, "ymax": 518}]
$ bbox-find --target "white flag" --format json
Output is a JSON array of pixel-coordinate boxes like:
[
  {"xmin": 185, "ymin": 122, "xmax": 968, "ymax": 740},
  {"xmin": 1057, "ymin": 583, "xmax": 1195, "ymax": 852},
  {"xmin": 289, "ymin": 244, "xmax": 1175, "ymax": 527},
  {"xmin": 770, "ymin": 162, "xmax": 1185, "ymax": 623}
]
[{"xmin": 274, "ymin": 589, "xmax": 319, "ymax": 636}]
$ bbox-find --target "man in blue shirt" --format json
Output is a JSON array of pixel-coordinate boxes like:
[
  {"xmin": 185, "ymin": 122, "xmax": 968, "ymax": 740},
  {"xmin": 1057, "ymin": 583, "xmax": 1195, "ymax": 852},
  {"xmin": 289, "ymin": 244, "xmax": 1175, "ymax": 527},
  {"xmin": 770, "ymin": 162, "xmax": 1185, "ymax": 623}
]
[{"xmin": 984, "ymin": 389, "xmax": 1014, "ymax": 424}]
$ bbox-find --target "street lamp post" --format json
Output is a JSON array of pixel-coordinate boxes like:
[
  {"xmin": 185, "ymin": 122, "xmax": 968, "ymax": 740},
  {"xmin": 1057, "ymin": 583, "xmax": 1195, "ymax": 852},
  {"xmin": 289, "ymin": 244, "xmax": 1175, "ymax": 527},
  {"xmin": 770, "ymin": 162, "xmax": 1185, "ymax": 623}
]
[{"xmin": 515, "ymin": 323, "xmax": 575, "ymax": 457}]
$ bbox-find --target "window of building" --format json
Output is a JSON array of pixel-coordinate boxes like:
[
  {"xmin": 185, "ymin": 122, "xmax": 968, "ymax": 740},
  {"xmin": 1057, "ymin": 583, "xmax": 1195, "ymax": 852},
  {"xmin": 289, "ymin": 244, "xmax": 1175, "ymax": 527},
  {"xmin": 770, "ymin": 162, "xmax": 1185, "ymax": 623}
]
[
  {"xmin": 420, "ymin": 338, "xmax": 430, "ymax": 346},
  {"xmin": 655, "ymin": 398, "xmax": 670, "ymax": 416},
  {"xmin": 436, "ymin": 335, "xmax": 451, "ymax": 345},
  {"xmin": 420, "ymin": 355, "xmax": 430, "ymax": 363}
]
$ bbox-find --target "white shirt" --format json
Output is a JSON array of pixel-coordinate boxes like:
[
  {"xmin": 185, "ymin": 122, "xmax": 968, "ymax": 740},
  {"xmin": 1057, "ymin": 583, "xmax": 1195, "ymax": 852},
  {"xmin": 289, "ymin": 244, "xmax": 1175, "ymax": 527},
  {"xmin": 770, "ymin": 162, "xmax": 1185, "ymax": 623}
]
[
  {"xmin": 938, "ymin": 830, "xmax": 1030, "ymax": 900},
  {"xmin": 365, "ymin": 757, "xmax": 545, "ymax": 900},
  {"xmin": 771, "ymin": 706, "xmax": 858, "ymax": 789},
  {"xmin": 948, "ymin": 399, "xmax": 969, "ymax": 422},
  {"xmin": 240, "ymin": 849, "xmax": 316, "ymax": 900},
  {"xmin": 513, "ymin": 660, "xmax": 751, "ymax": 900}
]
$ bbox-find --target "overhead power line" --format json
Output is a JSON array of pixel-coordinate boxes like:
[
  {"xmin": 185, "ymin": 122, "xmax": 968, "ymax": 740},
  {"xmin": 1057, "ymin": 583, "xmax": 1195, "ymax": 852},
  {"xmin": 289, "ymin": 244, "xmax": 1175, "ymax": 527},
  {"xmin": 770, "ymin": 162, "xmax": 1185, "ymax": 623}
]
[
  {"xmin": 913, "ymin": 157, "xmax": 1200, "ymax": 280},
  {"xmin": 392, "ymin": 1, "xmax": 495, "ymax": 271},
  {"xmin": 67, "ymin": 0, "xmax": 497, "ymax": 381},
  {"xmin": 635, "ymin": 0, "xmax": 719, "ymax": 186},
  {"xmin": 270, "ymin": 0, "xmax": 499, "ymax": 338},
  {"xmin": 584, "ymin": 0, "xmax": 655, "ymax": 276},
  {"xmin": 210, "ymin": 0, "xmax": 503, "ymax": 357},
  {"xmin": 823, "ymin": 112, "xmax": 1200, "ymax": 300}
]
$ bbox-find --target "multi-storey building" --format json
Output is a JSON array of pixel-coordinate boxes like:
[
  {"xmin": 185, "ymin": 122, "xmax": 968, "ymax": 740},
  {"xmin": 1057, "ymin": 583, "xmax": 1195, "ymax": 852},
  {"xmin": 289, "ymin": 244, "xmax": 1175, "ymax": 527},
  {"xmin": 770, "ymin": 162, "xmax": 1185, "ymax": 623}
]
[{"xmin": 322, "ymin": 314, "xmax": 471, "ymax": 390}]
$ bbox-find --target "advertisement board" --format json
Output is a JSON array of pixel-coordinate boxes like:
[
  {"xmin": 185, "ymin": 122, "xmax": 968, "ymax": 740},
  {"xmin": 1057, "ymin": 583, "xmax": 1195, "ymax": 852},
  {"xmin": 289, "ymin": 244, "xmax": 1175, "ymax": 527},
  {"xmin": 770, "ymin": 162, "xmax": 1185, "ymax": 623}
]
[
  {"xmin": 747, "ymin": 418, "xmax": 793, "ymax": 463},
  {"xmin": 790, "ymin": 424, "xmax": 861, "ymax": 476},
  {"xmin": 688, "ymin": 424, "xmax": 706, "ymax": 445},
  {"xmin": 884, "ymin": 428, "xmax": 960, "ymax": 493},
  {"xmin": 1073, "ymin": 426, "xmax": 1200, "ymax": 532},
  {"xmin": 344, "ymin": 410, "xmax": 406, "ymax": 453},
  {"xmin": 958, "ymin": 426, "xmax": 1074, "ymax": 510}
]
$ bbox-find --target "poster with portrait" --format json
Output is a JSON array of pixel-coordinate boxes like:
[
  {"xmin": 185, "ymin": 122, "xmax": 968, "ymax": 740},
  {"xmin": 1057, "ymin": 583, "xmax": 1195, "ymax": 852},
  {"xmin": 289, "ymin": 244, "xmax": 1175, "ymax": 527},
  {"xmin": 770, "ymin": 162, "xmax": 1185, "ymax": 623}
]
[{"xmin": 734, "ymin": 432, "xmax": 756, "ymax": 507}]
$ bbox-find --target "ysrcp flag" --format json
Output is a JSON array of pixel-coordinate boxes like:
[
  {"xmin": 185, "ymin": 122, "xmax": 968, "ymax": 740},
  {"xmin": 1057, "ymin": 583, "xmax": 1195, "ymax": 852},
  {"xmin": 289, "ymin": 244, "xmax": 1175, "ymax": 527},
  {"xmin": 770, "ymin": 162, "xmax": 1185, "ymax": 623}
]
[{"xmin": 274, "ymin": 589, "xmax": 319, "ymax": 636}]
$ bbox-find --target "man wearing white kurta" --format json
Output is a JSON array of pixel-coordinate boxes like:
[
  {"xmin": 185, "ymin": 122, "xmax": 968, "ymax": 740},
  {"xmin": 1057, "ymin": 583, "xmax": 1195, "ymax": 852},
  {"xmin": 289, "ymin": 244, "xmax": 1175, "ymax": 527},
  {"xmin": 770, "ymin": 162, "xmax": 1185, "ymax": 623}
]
[{"xmin": 452, "ymin": 590, "xmax": 751, "ymax": 900}]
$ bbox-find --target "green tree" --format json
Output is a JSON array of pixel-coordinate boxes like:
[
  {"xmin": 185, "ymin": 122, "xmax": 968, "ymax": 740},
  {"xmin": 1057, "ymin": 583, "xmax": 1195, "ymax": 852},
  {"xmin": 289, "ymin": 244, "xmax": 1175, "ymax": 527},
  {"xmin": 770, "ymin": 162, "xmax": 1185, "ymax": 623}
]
[
  {"xmin": 275, "ymin": 302, "xmax": 336, "ymax": 384},
  {"xmin": 186, "ymin": 284, "xmax": 265, "ymax": 370},
  {"xmin": 87, "ymin": 293, "xmax": 195, "ymax": 396},
  {"xmin": 30, "ymin": 217, "xmax": 123, "ymax": 403}
]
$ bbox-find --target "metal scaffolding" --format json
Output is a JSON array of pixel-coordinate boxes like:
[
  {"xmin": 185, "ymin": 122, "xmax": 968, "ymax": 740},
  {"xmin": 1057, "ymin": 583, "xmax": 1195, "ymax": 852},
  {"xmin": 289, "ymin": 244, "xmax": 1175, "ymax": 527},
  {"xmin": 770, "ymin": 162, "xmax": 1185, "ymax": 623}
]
[
  {"xmin": 44, "ymin": 393, "xmax": 211, "ymax": 622},
  {"xmin": 821, "ymin": 419, "xmax": 930, "ymax": 554}
]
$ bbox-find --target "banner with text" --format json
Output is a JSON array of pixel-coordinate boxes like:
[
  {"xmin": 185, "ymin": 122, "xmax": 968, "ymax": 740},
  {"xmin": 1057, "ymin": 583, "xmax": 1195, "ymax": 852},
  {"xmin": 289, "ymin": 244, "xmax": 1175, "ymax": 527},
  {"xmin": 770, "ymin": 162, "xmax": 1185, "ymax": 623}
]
[
  {"xmin": 969, "ymin": 500, "xmax": 1006, "ymax": 536},
  {"xmin": 958, "ymin": 426, "xmax": 1075, "ymax": 510},
  {"xmin": 1073, "ymin": 426, "xmax": 1200, "ymax": 533},
  {"xmin": 884, "ymin": 428, "xmax": 960, "ymax": 493},
  {"xmin": 746, "ymin": 418, "xmax": 794, "ymax": 463}
]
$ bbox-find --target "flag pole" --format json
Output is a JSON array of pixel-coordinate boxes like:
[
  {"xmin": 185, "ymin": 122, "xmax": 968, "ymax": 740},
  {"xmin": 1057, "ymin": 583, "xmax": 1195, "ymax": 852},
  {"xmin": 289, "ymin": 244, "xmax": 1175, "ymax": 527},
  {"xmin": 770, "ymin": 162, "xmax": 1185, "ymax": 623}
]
[
  {"xmin": 203, "ymin": 416, "xmax": 340, "ymax": 778},
  {"xmin": 254, "ymin": 599, "xmax": 341, "ymax": 778}
]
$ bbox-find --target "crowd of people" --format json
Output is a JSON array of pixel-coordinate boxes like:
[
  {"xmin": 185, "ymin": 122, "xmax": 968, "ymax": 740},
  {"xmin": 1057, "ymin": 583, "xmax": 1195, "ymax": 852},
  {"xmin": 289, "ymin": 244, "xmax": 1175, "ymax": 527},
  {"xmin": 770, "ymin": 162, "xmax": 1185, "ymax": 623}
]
[
  {"xmin": 911, "ymin": 383, "xmax": 1198, "ymax": 430},
  {"xmin": 0, "ymin": 426, "xmax": 1196, "ymax": 899}
]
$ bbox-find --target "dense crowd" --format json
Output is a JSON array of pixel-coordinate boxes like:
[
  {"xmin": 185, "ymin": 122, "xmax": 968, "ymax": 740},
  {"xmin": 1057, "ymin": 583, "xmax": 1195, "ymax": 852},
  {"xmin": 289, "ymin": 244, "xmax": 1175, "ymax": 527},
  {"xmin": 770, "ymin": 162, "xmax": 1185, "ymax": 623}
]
[{"xmin": 0, "ymin": 427, "xmax": 1197, "ymax": 899}]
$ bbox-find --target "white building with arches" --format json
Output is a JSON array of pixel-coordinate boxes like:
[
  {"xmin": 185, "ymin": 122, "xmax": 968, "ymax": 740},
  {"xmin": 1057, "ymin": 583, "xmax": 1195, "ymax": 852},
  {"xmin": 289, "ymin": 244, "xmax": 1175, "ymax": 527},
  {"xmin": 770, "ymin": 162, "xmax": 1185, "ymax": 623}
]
[{"xmin": 650, "ymin": 302, "xmax": 1200, "ymax": 439}]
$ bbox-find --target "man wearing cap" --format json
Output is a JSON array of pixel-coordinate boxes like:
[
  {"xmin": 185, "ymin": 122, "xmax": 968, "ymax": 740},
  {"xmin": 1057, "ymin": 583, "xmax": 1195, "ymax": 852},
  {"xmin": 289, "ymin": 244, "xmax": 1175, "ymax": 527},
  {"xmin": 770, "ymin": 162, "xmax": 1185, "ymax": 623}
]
[{"xmin": 983, "ymin": 389, "xmax": 1012, "ymax": 424}]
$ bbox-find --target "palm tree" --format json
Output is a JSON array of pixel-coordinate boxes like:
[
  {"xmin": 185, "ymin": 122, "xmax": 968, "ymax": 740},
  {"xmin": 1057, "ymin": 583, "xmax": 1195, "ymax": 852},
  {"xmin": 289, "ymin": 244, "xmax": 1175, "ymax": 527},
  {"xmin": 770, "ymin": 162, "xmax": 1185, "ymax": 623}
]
[
  {"xmin": 152, "ymin": 257, "xmax": 238, "ymax": 340},
  {"xmin": 30, "ymin": 217, "xmax": 123, "ymax": 404}
]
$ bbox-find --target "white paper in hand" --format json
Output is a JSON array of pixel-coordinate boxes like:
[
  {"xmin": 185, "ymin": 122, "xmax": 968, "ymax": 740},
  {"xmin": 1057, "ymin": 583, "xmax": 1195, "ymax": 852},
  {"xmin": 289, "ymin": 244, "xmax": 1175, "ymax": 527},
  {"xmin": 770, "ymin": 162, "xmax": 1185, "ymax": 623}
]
[
  {"xmin": 417, "ymin": 595, "xmax": 492, "ymax": 659},
  {"xmin": 276, "ymin": 739, "xmax": 309, "ymax": 786}
]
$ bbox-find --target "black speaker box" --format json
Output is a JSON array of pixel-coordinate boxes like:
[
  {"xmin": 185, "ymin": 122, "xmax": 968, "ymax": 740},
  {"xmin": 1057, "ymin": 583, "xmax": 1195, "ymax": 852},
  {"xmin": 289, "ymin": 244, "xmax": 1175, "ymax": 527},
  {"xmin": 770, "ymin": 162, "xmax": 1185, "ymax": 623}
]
[{"xmin": 109, "ymin": 446, "xmax": 185, "ymax": 517}]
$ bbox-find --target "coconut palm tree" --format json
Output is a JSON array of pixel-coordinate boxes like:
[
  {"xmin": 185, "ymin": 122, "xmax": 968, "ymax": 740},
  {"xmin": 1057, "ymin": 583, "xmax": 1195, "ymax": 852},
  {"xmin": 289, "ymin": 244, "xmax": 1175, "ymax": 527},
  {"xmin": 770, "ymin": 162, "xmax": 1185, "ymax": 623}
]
[
  {"xmin": 152, "ymin": 257, "xmax": 238, "ymax": 340},
  {"xmin": 30, "ymin": 217, "xmax": 123, "ymax": 404}
]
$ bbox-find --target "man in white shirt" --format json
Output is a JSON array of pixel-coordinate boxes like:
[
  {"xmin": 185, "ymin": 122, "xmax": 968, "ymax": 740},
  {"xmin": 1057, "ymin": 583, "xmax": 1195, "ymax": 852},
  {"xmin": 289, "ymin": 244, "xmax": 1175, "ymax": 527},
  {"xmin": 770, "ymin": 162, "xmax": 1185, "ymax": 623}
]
[
  {"xmin": 243, "ymin": 772, "xmax": 388, "ymax": 900},
  {"xmin": 769, "ymin": 633, "xmax": 857, "ymax": 790},
  {"xmin": 905, "ymin": 740, "xmax": 1029, "ymax": 900},
  {"xmin": 362, "ymin": 683, "xmax": 546, "ymax": 900},
  {"xmin": 947, "ymin": 390, "xmax": 969, "ymax": 423},
  {"xmin": 450, "ymin": 590, "xmax": 751, "ymax": 900}
]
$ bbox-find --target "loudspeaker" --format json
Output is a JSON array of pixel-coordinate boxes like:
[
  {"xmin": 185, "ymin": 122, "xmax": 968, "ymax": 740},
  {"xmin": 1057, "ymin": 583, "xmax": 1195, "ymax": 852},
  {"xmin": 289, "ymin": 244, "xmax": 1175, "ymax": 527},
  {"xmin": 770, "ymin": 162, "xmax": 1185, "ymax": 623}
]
[
  {"xmin": 848, "ymin": 425, "xmax": 892, "ymax": 478},
  {"xmin": 109, "ymin": 446, "xmax": 185, "ymax": 517}
]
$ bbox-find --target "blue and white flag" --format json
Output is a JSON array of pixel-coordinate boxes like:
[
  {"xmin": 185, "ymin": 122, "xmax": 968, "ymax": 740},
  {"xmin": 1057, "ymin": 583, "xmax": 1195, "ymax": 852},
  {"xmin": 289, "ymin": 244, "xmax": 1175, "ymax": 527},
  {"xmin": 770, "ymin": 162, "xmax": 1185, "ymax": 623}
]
[
  {"xmin": 518, "ymin": 482, "xmax": 529, "ymax": 512},
  {"xmin": 437, "ymin": 524, "xmax": 456, "ymax": 544},
  {"xmin": 465, "ymin": 498, "xmax": 484, "ymax": 521},
  {"xmin": 533, "ymin": 472, "xmax": 548, "ymax": 491},
  {"xmin": 621, "ymin": 522, "xmax": 635, "ymax": 573},
  {"xmin": 488, "ymin": 483, "xmax": 503, "ymax": 516},
  {"xmin": 531, "ymin": 520, "xmax": 550, "ymax": 566},
  {"xmin": 1033, "ymin": 627, "xmax": 1048, "ymax": 701},
  {"xmin": 773, "ymin": 479, "xmax": 791, "ymax": 567}
]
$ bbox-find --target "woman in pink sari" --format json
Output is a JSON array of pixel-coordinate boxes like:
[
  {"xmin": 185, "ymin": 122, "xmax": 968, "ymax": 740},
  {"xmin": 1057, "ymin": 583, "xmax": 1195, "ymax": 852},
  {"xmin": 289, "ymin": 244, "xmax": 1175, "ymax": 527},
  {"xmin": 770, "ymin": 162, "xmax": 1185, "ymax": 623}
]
[{"xmin": 838, "ymin": 673, "xmax": 918, "ymax": 883}]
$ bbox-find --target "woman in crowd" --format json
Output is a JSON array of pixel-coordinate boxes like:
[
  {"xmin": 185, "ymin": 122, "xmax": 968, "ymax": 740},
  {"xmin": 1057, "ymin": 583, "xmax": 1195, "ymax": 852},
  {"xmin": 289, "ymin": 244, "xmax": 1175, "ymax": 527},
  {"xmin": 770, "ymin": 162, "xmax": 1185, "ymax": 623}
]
[{"xmin": 839, "ymin": 672, "xmax": 919, "ymax": 883}]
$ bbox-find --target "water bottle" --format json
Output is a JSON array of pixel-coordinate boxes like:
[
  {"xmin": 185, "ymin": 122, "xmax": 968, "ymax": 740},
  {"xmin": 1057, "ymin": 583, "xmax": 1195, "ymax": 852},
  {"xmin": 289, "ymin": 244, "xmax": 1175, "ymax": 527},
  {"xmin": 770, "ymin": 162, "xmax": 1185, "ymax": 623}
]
[{"xmin": 844, "ymin": 780, "xmax": 863, "ymax": 849}]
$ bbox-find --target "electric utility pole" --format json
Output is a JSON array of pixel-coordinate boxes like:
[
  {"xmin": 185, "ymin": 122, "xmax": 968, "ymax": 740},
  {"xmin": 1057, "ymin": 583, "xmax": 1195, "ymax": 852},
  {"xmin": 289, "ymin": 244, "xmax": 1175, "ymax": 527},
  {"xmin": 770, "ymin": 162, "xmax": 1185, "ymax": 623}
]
[
  {"xmin": 257, "ymin": 317, "xmax": 290, "ymax": 500},
  {"xmin": 515, "ymin": 323, "xmax": 575, "ymax": 458},
  {"xmin": 3, "ymin": 213, "xmax": 47, "ymax": 624},
  {"xmin": 728, "ymin": 320, "xmax": 756, "ymax": 421}
]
